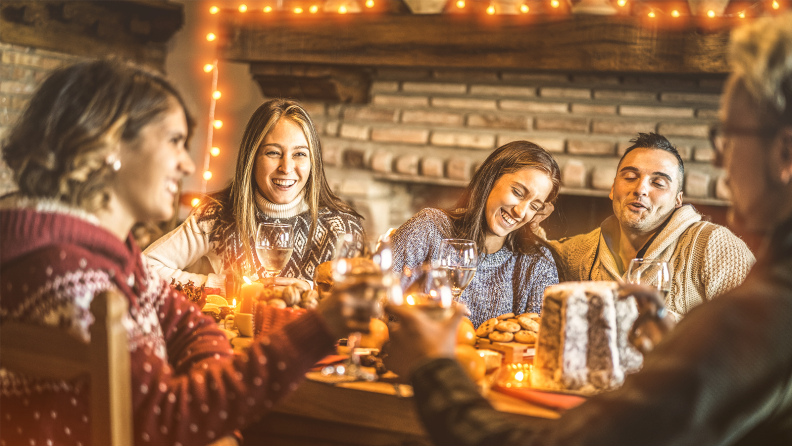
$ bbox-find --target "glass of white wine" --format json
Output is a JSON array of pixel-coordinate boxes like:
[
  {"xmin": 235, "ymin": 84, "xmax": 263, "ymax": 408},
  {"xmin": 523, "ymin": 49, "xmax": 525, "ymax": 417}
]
[
  {"xmin": 438, "ymin": 238, "xmax": 477, "ymax": 301},
  {"xmin": 626, "ymin": 258, "xmax": 671, "ymax": 301},
  {"xmin": 255, "ymin": 223, "xmax": 294, "ymax": 278},
  {"xmin": 400, "ymin": 263, "xmax": 455, "ymax": 320}
]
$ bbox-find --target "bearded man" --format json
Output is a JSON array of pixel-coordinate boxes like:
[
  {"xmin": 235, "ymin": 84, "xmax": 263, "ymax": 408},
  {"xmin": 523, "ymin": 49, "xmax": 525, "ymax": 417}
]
[{"xmin": 550, "ymin": 132, "xmax": 754, "ymax": 318}]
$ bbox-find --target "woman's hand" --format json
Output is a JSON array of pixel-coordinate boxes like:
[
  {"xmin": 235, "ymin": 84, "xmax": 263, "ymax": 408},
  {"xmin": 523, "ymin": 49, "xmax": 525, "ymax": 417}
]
[
  {"xmin": 618, "ymin": 284, "xmax": 676, "ymax": 355},
  {"xmin": 381, "ymin": 303, "xmax": 467, "ymax": 379},
  {"xmin": 529, "ymin": 202, "xmax": 555, "ymax": 234}
]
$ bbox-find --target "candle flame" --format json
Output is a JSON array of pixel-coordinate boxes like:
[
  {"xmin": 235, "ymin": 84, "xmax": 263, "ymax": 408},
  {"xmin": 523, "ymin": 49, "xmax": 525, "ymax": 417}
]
[
  {"xmin": 514, "ymin": 371, "xmax": 524, "ymax": 381},
  {"xmin": 406, "ymin": 294, "xmax": 416, "ymax": 305},
  {"xmin": 232, "ymin": 298, "xmax": 237, "ymax": 307},
  {"xmin": 243, "ymin": 276, "xmax": 252, "ymax": 285}
]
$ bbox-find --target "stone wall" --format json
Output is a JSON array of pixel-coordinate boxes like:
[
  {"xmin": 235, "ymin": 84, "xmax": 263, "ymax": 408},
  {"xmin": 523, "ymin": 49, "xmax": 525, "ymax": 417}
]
[
  {"xmin": 0, "ymin": 42, "xmax": 85, "ymax": 196},
  {"xmin": 297, "ymin": 67, "xmax": 728, "ymax": 239}
]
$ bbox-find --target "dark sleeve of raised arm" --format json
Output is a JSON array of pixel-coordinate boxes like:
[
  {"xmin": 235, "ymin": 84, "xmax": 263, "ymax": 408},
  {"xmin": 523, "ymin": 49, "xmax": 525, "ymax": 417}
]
[{"xmin": 411, "ymin": 278, "xmax": 792, "ymax": 446}]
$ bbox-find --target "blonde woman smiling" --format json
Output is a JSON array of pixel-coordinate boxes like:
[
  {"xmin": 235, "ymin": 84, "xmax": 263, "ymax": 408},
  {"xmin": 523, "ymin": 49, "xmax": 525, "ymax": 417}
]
[{"xmin": 145, "ymin": 99, "xmax": 364, "ymax": 293}]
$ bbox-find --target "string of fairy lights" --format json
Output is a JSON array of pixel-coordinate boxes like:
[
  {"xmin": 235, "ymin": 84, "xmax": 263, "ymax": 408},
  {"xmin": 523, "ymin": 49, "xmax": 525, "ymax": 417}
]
[{"xmin": 193, "ymin": 0, "xmax": 788, "ymax": 207}]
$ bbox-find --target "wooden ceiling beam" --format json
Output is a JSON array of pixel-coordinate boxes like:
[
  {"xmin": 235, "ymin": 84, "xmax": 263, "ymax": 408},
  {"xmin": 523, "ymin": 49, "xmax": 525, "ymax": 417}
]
[{"xmin": 219, "ymin": 13, "xmax": 731, "ymax": 74}]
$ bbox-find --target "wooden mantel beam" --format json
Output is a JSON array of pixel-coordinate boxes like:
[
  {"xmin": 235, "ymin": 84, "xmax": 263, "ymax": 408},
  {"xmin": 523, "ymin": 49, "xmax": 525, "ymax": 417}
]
[{"xmin": 219, "ymin": 13, "xmax": 731, "ymax": 74}]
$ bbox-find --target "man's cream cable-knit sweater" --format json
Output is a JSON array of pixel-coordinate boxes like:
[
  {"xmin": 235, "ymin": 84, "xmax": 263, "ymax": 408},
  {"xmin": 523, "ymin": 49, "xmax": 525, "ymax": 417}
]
[{"xmin": 549, "ymin": 205, "xmax": 755, "ymax": 319}]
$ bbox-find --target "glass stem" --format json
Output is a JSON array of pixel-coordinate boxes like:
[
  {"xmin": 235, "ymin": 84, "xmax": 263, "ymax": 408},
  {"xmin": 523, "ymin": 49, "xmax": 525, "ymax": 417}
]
[{"xmin": 347, "ymin": 332, "xmax": 361, "ymax": 367}]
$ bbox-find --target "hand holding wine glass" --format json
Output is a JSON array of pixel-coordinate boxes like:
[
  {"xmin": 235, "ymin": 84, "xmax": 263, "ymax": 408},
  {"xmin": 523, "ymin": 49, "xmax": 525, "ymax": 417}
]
[
  {"xmin": 255, "ymin": 223, "xmax": 294, "ymax": 278},
  {"xmin": 437, "ymin": 239, "xmax": 477, "ymax": 300},
  {"xmin": 323, "ymin": 233, "xmax": 383, "ymax": 380},
  {"xmin": 623, "ymin": 258, "xmax": 675, "ymax": 354},
  {"xmin": 626, "ymin": 258, "xmax": 671, "ymax": 304}
]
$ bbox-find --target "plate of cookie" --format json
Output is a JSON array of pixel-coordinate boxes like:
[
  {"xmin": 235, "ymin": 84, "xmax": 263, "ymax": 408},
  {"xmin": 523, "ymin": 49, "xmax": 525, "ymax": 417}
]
[{"xmin": 476, "ymin": 312, "xmax": 542, "ymax": 363}]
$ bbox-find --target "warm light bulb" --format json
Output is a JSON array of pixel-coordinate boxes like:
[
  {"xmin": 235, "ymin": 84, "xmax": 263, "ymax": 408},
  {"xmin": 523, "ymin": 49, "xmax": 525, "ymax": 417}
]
[
  {"xmin": 209, "ymin": 5, "xmax": 219, "ymax": 14},
  {"xmin": 206, "ymin": 33, "xmax": 216, "ymax": 42},
  {"xmin": 338, "ymin": 5, "xmax": 347, "ymax": 13},
  {"xmin": 238, "ymin": 4, "xmax": 247, "ymax": 12},
  {"xmin": 617, "ymin": 0, "xmax": 626, "ymax": 6},
  {"xmin": 487, "ymin": 4, "xmax": 495, "ymax": 14},
  {"xmin": 707, "ymin": 9, "xmax": 715, "ymax": 17},
  {"xmin": 263, "ymin": 6, "xmax": 272, "ymax": 12},
  {"xmin": 212, "ymin": 91, "xmax": 221, "ymax": 100},
  {"xmin": 210, "ymin": 147, "xmax": 220, "ymax": 156},
  {"xmin": 310, "ymin": 5, "xmax": 319, "ymax": 12},
  {"xmin": 366, "ymin": 0, "xmax": 374, "ymax": 7},
  {"xmin": 671, "ymin": 9, "xmax": 679, "ymax": 17},
  {"xmin": 203, "ymin": 171, "xmax": 213, "ymax": 180},
  {"xmin": 520, "ymin": 4, "xmax": 529, "ymax": 12},
  {"xmin": 773, "ymin": 1, "xmax": 780, "ymax": 9},
  {"xmin": 213, "ymin": 120, "xmax": 223, "ymax": 129},
  {"xmin": 203, "ymin": 63, "xmax": 214, "ymax": 73},
  {"xmin": 456, "ymin": 0, "xmax": 465, "ymax": 7},
  {"xmin": 294, "ymin": 7, "xmax": 303, "ymax": 13},
  {"xmin": 648, "ymin": 10, "xmax": 655, "ymax": 17},
  {"xmin": 191, "ymin": 198, "xmax": 200, "ymax": 207},
  {"xmin": 739, "ymin": 10, "xmax": 746, "ymax": 18},
  {"xmin": 550, "ymin": 0, "xmax": 559, "ymax": 8}
]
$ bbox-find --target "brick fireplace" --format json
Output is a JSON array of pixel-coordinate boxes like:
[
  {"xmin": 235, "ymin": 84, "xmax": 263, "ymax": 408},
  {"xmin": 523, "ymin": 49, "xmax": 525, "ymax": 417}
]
[
  {"xmin": 219, "ymin": 13, "xmax": 737, "ymax": 244},
  {"xmin": 292, "ymin": 67, "xmax": 728, "ymax": 240}
]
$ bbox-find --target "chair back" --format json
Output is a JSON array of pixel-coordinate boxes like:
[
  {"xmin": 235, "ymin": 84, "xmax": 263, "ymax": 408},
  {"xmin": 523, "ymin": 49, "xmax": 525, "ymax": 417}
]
[{"xmin": 1, "ymin": 290, "xmax": 133, "ymax": 446}]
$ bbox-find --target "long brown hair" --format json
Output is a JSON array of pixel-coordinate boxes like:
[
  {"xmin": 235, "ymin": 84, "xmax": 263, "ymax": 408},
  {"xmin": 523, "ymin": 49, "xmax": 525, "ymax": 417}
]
[
  {"xmin": 2, "ymin": 59, "xmax": 193, "ymax": 211},
  {"xmin": 217, "ymin": 99, "xmax": 360, "ymax": 265},
  {"xmin": 445, "ymin": 141, "xmax": 561, "ymax": 256}
]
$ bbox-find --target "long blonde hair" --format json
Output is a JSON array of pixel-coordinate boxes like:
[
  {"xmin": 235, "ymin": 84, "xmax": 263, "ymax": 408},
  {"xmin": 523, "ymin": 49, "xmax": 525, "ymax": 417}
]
[{"xmin": 227, "ymin": 99, "xmax": 360, "ymax": 266}]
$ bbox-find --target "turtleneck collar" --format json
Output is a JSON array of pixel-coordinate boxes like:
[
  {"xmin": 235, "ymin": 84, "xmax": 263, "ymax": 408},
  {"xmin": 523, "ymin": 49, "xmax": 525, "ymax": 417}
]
[{"xmin": 254, "ymin": 188, "xmax": 309, "ymax": 219}]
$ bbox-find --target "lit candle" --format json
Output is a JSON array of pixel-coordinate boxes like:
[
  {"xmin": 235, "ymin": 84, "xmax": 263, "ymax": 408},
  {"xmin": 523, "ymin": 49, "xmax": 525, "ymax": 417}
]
[{"xmin": 239, "ymin": 277, "xmax": 263, "ymax": 313}]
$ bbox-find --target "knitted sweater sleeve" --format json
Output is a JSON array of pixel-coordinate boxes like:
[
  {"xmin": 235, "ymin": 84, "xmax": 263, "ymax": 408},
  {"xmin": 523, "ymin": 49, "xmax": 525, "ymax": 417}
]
[
  {"xmin": 143, "ymin": 213, "xmax": 226, "ymax": 291},
  {"xmin": 391, "ymin": 209, "xmax": 448, "ymax": 285},
  {"xmin": 133, "ymin": 280, "xmax": 336, "ymax": 445},
  {"xmin": 699, "ymin": 225, "xmax": 756, "ymax": 301},
  {"xmin": 521, "ymin": 247, "xmax": 559, "ymax": 314}
]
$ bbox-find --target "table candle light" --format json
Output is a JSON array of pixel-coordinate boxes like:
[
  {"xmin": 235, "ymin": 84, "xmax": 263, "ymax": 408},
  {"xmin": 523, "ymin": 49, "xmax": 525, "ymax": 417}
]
[
  {"xmin": 239, "ymin": 276, "xmax": 263, "ymax": 314},
  {"xmin": 500, "ymin": 363, "xmax": 532, "ymax": 388}
]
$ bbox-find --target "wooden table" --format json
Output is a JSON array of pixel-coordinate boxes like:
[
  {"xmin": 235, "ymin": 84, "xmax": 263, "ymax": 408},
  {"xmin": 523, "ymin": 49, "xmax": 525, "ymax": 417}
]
[
  {"xmin": 240, "ymin": 371, "xmax": 560, "ymax": 446},
  {"xmin": 230, "ymin": 330, "xmax": 561, "ymax": 446}
]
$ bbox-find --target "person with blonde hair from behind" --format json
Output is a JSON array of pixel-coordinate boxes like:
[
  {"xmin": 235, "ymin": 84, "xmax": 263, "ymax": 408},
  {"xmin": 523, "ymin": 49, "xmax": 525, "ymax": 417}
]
[
  {"xmin": 145, "ymin": 99, "xmax": 365, "ymax": 293},
  {"xmin": 384, "ymin": 13, "xmax": 792, "ymax": 446}
]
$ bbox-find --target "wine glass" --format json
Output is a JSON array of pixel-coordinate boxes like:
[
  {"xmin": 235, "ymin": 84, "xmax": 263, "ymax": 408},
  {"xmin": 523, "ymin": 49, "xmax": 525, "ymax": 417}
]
[
  {"xmin": 255, "ymin": 223, "xmax": 294, "ymax": 278},
  {"xmin": 324, "ymin": 233, "xmax": 383, "ymax": 381},
  {"xmin": 437, "ymin": 238, "xmax": 477, "ymax": 300},
  {"xmin": 626, "ymin": 258, "xmax": 671, "ymax": 301},
  {"xmin": 399, "ymin": 263, "xmax": 454, "ymax": 320},
  {"xmin": 625, "ymin": 258, "xmax": 672, "ymax": 353}
]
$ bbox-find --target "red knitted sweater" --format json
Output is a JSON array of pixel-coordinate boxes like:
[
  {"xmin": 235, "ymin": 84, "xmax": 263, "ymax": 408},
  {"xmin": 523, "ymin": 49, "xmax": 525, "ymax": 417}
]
[{"xmin": 0, "ymin": 197, "xmax": 336, "ymax": 446}]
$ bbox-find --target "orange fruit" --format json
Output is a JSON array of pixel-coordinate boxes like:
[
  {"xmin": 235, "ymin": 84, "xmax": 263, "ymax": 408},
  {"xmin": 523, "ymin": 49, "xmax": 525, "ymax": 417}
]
[
  {"xmin": 454, "ymin": 344, "xmax": 486, "ymax": 382},
  {"xmin": 456, "ymin": 317, "xmax": 476, "ymax": 346},
  {"xmin": 205, "ymin": 294, "xmax": 228, "ymax": 306},
  {"xmin": 359, "ymin": 319, "xmax": 389, "ymax": 349}
]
